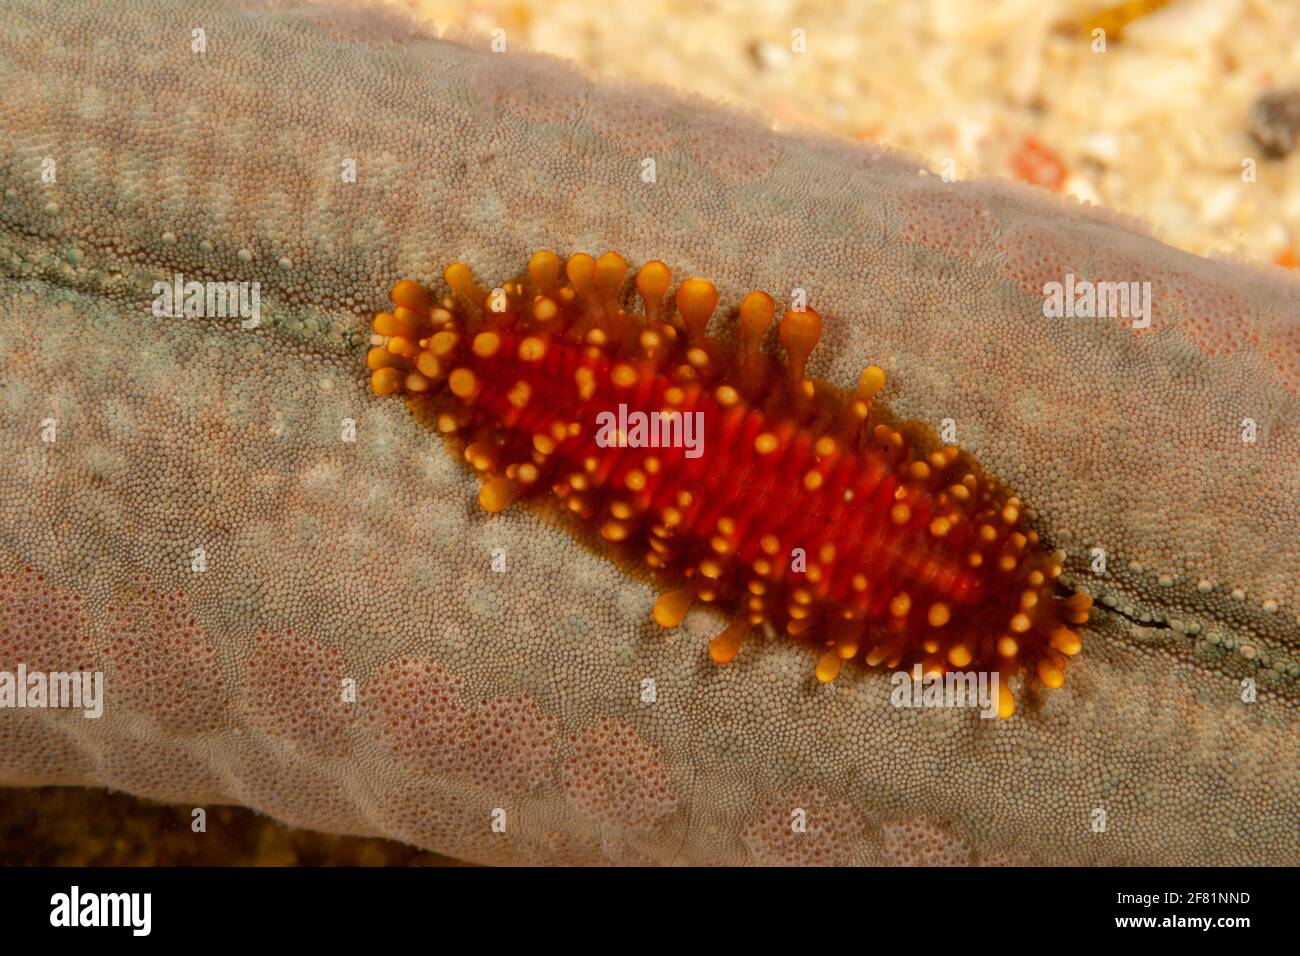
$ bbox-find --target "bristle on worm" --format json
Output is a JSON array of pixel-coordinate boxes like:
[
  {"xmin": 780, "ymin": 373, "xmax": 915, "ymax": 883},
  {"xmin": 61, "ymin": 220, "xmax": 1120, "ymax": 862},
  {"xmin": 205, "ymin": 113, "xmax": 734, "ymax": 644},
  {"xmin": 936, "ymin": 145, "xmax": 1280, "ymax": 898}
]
[{"xmin": 367, "ymin": 250, "xmax": 1090, "ymax": 718}]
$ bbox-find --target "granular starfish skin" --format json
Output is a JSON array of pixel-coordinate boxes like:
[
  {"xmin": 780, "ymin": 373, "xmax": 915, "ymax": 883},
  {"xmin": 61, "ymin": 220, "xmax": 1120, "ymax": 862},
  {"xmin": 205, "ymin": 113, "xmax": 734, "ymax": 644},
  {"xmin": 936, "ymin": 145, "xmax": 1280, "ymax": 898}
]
[{"xmin": 0, "ymin": 0, "xmax": 1296, "ymax": 865}]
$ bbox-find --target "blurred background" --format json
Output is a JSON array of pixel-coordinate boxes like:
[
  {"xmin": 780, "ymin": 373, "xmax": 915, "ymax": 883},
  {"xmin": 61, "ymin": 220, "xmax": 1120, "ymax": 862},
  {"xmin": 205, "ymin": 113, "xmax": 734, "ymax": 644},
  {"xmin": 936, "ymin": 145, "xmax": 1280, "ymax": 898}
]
[
  {"xmin": 4, "ymin": 0, "xmax": 1297, "ymax": 865},
  {"xmin": 412, "ymin": 0, "xmax": 1300, "ymax": 263}
]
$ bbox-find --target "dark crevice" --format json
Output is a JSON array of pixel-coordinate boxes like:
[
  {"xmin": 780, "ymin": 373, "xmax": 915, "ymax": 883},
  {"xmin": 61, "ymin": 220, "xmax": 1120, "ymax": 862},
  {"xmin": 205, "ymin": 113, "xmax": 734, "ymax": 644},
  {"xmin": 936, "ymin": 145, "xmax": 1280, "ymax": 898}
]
[{"xmin": 1053, "ymin": 579, "xmax": 1175, "ymax": 632}]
